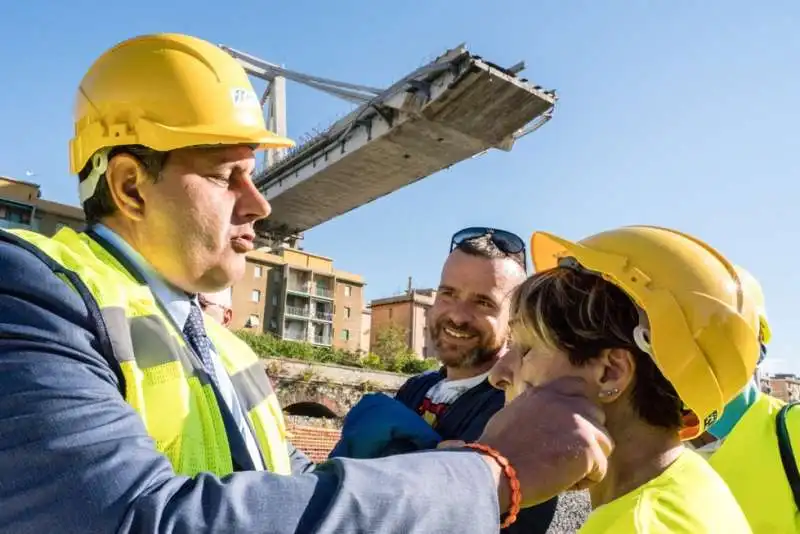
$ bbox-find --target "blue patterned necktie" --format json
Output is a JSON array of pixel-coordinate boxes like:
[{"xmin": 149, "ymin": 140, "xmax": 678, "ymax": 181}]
[{"xmin": 183, "ymin": 299, "xmax": 220, "ymax": 390}]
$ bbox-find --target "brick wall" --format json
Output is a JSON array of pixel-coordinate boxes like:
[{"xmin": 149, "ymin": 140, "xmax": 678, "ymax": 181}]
[{"xmin": 286, "ymin": 423, "xmax": 342, "ymax": 463}]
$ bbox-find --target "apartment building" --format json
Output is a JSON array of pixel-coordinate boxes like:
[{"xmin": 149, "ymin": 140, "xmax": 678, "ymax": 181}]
[
  {"xmin": 231, "ymin": 246, "xmax": 366, "ymax": 352},
  {"xmin": 369, "ymin": 288, "xmax": 437, "ymax": 359},
  {"xmin": 0, "ymin": 176, "xmax": 85, "ymax": 235},
  {"xmin": 763, "ymin": 373, "xmax": 800, "ymax": 403}
]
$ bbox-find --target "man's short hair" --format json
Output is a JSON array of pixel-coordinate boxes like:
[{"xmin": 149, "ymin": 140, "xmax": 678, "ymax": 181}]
[
  {"xmin": 454, "ymin": 234, "xmax": 526, "ymax": 271},
  {"xmin": 78, "ymin": 145, "xmax": 169, "ymax": 224}
]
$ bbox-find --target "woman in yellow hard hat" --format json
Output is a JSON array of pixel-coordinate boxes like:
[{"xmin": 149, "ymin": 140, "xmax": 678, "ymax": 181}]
[
  {"xmin": 690, "ymin": 266, "xmax": 800, "ymax": 533},
  {"xmin": 489, "ymin": 225, "xmax": 761, "ymax": 533}
]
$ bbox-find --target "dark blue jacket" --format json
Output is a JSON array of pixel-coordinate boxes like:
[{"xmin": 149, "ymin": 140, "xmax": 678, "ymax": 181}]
[
  {"xmin": 0, "ymin": 230, "xmax": 503, "ymax": 534},
  {"xmin": 396, "ymin": 369, "xmax": 559, "ymax": 534}
]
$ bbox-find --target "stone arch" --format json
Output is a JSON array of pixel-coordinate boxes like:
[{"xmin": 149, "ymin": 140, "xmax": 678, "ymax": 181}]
[
  {"xmin": 278, "ymin": 386, "xmax": 345, "ymax": 419},
  {"xmin": 284, "ymin": 401, "xmax": 339, "ymax": 419}
]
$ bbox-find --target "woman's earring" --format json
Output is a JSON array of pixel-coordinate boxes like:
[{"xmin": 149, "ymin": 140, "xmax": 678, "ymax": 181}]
[{"xmin": 599, "ymin": 388, "xmax": 620, "ymax": 398}]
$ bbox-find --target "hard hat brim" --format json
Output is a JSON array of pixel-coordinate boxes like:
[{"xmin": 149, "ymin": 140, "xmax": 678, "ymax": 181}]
[
  {"xmin": 70, "ymin": 120, "xmax": 296, "ymax": 175},
  {"xmin": 148, "ymin": 122, "xmax": 296, "ymax": 152}
]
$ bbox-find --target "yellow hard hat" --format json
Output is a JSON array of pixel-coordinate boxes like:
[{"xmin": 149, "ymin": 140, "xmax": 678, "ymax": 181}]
[
  {"xmin": 733, "ymin": 265, "xmax": 771, "ymax": 345},
  {"xmin": 69, "ymin": 33, "xmax": 294, "ymax": 176},
  {"xmin": 531, "ymin": 226, "xmax": 761, "ymax": 440}
]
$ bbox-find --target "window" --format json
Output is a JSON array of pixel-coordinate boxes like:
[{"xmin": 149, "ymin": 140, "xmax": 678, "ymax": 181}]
[
  {"xmin": 274, "ymin": 270, "xmax": 281, "ymax": 281},
  {"xmin": 254, "ymin": 265, "xmax": 263, "ymax": 278},
  {"xmin": 251, "ymin": 289, "xmax": 261, "ymax": 302},
  {"xmin": 340, "ymin": 329, "xmax": 350, "ymax": 341},
  {"xmin": 247, "ymin": 314, "xmax": 260, "ymax": 327},
  {"xmin": 271, "ymin": 294, "xmax": 278, "ymax": 306},
  {"xmin": 343, "ymin": 285, "xmax": 352, "ymax": 297},
  {"xmin": 344, "ymin": 306, "xmax": 351, "ymax": 319}
]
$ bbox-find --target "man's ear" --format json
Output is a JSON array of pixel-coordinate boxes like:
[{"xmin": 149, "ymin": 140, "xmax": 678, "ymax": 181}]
[
  {"xmin": 105, "ymin": 154, "xmax": 148, "ymax": 222},
  {"xmin": 222, "ymin": 308, "xmax": 233, "ymax": 328},
  {"xmin": 595, "ymin": 348, "xmax": 636, "ymax": 404}
]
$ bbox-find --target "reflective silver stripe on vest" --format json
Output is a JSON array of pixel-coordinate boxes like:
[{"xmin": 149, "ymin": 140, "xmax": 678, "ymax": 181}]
[
  {"xmin": 101, "ymin": 306, "xmax": 203, "ymax": 379},
  {"xmin": 229, "ymin": 363, "xmax": 275, "ymax": 412}
]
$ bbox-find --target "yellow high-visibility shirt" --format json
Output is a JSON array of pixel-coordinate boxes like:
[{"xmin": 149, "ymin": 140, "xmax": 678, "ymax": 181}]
[
  {"xmin": 579, "ymin": 449, "xmax": 751, "ymax": 533},
  {"xmin": 709, "ymin": 394, "xmax": 800, "ymax": 533}
]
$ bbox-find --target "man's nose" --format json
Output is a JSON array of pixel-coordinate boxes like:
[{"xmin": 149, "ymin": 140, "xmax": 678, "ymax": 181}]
[
  {"xmin": 235, "ymin": 177, "xmax": 272, "ymax": 222},
  {"xmin": 445, "ymin": 302, "xmax": 474, "ymax": 325}
]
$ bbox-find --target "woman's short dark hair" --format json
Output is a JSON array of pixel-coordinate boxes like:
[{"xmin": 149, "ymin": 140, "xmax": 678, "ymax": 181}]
[{"xmin": 510, "ymin": 266, "xmax": 683, "ymax": 430}]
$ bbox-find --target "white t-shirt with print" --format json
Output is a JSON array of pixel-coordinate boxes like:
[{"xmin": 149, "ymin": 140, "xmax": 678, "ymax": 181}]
[{"xmin": 418, "ymin": 371, "xmax": 491, "ymax": 427}]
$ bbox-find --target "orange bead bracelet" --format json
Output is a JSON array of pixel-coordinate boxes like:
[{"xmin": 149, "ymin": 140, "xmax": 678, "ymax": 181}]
[{"xmin": 464, "ymin": 442, "xmax": 521, "ymax": 529}]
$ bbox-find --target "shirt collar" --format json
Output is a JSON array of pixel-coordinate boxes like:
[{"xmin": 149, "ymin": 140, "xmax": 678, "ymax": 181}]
[{"xmin": 91, "ymin": 224, "xmax": 194, "ymax": 328}]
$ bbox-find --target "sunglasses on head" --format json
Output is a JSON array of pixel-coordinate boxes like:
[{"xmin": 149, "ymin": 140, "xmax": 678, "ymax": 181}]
[{"xmin": 449, "ymin": 226, "xmax": 527, "ymax": 269}]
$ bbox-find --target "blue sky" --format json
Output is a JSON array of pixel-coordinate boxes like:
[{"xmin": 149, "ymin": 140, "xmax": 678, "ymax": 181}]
[{"xmin": 2, "ymin": 1, "xmax": 798, "ymax": 375}]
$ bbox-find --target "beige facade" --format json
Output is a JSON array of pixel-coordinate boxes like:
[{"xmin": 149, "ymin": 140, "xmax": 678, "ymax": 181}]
[
  {"xmin": 763, "ymin": 374, "xmax": 800, "ymax": 403},
  {"xmin": 0, "ymin": 176, "xmax": 85, "ymax": 235},
  {"xmin": 231, "ymin": 246, "xmax": 365, "ymax": 351},
  {"xmin": 369, "ymin": 289, "xmax": 436, "ymax": 359},
  {"xmin": 360, "ymin": 308, "xmax": 371, "ymax": 354}
]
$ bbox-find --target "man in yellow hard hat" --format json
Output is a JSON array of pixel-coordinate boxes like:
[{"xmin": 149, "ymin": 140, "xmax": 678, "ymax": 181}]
[
  {"xmin": 690, "ymin": 266, "xmax": 800, "ymax": 533},
  {"xmin": 0, "ymin": 33, "xmax": 615, "ymax": 532}
]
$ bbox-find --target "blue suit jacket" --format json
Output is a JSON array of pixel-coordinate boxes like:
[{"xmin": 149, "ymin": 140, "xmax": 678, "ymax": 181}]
[{"xmin": 0, "ymin": 230, "xmax": 502, "ymax": 533}]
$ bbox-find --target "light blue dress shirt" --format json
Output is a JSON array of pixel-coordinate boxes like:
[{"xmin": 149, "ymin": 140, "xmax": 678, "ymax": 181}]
[{"xmin": 92, "ymin": 224, "xmax": 265, "ymax": 470}]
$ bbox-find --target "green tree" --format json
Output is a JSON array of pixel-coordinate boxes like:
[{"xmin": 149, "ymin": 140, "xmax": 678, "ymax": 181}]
[
  {"xmin": 371, "ymin": 324, "xmax": 415, "ymax": 363},
  {"xmin": 371, "ymin": 324, "xmax": 438, "ymax": 374},
  {"xmin": 234, "ymin": 329, "xmax": 438, "ymax": 374}
]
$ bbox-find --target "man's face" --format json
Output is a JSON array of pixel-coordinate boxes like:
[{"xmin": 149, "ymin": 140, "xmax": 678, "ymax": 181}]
[
  {"xmin": 428, "ymin": 250, "xmax": 525, "ymax": 369},
  {"xmin": 202, "ymin": 302, "xmax": 233, "ymax": 327},
  {"xmin": 135, "ymin": 145, "xmax": 269, "ymax": 294}
]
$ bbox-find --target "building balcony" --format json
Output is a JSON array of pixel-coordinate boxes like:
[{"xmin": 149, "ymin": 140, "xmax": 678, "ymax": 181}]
[
  {"xmin": 288, "ymin": 282, "xmax": 313, "ymax": 294},
  {"xmin": 283, "ymin": 330, "xmax": 308, "ymax": 342},
  {"xmin": 285, "ymin": 305, "xmax": 309, "ymax": 318},
  {"xmin": 312, "ymin": 310, "xmax": 333, "ymax": 322},
  {"xmin": 314, "ymin": 286, "xmax": 334, "ymax": 299},
  {"xmin": 312, "ymin": 335, "xmax": 332, "ymax": 346},
  {"xmin": 0, "ymin": 219, "xmax": 34, "ymax": 231}
]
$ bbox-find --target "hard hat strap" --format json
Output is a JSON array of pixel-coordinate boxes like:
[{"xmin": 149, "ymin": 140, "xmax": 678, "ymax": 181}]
[{"xmin": 79, "ymin": 149, "xmax": 109, "ymax": 204}]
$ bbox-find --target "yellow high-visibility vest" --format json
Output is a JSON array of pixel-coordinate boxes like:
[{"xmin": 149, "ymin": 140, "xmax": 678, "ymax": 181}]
[
  {"xmin": 709, "ymin": 394, "xmax": 800, "ymax": 533},
  {"xmin": 8, "ymin": 227, "xmax": 292, "ymax": 477}
]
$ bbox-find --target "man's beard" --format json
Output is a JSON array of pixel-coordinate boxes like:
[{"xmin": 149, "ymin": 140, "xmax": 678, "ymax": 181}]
[{"xmin": 432, "ymin": 319, "xmax": 502, "ymax": 369}]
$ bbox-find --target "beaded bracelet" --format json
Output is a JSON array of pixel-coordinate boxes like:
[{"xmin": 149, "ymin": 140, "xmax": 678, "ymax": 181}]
[{"xmin": 464, "ymin": 442, "xmax": 522, "ymax": 529}]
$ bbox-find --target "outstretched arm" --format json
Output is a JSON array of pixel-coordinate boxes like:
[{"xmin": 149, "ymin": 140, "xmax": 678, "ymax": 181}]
[{"xmin": 0, "ymin": 238, "xmax": 501, "ymax": 534}]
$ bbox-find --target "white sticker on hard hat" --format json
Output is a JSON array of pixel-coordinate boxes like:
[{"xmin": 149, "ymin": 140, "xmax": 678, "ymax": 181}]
[{"xmin": 231, "ymin": 88, "xmax": 260, "ymax": 108}]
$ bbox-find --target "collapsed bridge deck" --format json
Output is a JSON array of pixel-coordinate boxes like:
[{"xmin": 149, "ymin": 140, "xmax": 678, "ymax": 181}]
[{"xmin": 227, "ymin": 45, "xmax": 557, "ymax": 240}]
